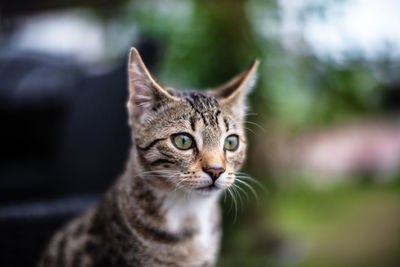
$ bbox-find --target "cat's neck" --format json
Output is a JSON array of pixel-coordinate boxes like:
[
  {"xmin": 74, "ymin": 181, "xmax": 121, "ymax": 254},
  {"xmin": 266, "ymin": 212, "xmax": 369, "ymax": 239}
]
[{"xmin": 158, "ymin": 188, "xmax": 219, "ymax": 232}]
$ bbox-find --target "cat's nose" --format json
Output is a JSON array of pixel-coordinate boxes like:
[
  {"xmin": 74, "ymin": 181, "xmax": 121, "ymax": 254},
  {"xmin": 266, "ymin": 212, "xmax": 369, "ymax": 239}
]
[{"xmin": 202, "ymin": 166, "xmax": 225, "ymax": 182}]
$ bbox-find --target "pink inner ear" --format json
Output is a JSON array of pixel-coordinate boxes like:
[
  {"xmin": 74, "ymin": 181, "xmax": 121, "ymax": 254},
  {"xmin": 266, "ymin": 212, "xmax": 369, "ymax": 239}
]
[
  {"xmin": 135, "ymin": 99, "xmax": 152, "ymax": 110},
  {"xmin": 129, "ymin": 88, "xmax": 154, "ymax": 119},
  {"xmin": 129, "ymin": 63, "xmax": 154, "ymax": 105},
  {"xmin": 134, "ymin": 94, "xmax": 152, "ymax": 103}
]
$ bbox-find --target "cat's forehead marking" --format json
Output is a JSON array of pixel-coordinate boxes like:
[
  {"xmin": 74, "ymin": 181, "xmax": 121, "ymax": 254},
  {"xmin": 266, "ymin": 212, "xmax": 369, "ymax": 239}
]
[{"xmin": 183, "ymin": 91, "xmax": 221, "ymax": 128}]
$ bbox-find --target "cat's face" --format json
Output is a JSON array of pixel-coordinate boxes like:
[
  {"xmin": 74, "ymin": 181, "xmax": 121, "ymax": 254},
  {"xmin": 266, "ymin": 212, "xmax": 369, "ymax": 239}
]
[
  {"xmin": 134, "ymin": 91, "xmax": 247, "ymax": 196},
  {"xmin": 128, "ymin": 48, "xmax": 258, "ymax": 197}
]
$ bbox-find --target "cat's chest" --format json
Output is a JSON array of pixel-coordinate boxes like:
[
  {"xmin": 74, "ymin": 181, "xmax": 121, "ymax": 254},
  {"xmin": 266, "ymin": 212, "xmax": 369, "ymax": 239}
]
[{"xmin": 163, "ymin": 194, "xmax": 219, "ymax": 249}]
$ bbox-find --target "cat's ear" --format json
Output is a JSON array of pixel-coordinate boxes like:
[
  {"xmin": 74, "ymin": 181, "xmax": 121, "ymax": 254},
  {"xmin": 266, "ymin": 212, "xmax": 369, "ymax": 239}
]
[
  {"xmin": 127, "ymin": 47, "xmax": 176, "ymax": 124},
  {"xmin": 210, "ymin": 59, "xmax": 259, "ymax": 120}
]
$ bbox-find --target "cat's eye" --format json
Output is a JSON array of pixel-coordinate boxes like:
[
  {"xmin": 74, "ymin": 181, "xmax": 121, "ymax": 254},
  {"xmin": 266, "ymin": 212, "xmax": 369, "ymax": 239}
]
[
  {"xmin": 171, "ymin": 134, "xmax": 194, "ymax": 150},
  {"xmin": 224, "ymin": 135, "xmax": 239, "ymax": 151}
]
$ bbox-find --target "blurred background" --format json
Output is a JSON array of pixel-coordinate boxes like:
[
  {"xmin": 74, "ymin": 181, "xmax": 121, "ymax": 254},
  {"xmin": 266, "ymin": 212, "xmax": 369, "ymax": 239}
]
[{"xmin": 1, "ymin": 0, "xmax": 400, "ymax": 266}]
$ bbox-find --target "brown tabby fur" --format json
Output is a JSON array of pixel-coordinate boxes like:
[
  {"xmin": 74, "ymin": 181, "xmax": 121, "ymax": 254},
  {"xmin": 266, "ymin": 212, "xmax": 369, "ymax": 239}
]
[{"xmin": 38, "ymin": 48, "xmax": 258, "ymax": 267}]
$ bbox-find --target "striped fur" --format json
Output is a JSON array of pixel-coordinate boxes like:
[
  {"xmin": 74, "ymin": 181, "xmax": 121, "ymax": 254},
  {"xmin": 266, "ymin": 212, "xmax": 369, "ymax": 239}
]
[{"xmin": 38, "ymin": 48, "xmax": 258, "ymax": 267}]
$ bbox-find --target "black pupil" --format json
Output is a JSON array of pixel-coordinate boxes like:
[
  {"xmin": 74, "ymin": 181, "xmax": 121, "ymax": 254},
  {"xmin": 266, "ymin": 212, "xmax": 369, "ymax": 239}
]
[
  {"xmin": 181, "ymin": 136, "xmax": 188, "ymax": 145},
  {"xmin": 228, "ymin": 138, "xmax": 234, "ymax": 146}
]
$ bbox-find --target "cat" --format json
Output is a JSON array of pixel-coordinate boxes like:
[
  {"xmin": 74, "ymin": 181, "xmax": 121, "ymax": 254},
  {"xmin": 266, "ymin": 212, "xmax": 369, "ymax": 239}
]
[{"xmin": 38, "ymin": 47, "xmax": 259, "ymax": 267}]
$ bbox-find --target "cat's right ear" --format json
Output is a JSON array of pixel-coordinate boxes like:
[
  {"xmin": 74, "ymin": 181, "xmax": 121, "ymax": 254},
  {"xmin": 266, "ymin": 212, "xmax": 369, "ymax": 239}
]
[
  {"xmin": 209, "ymin": 59, "xmax": 259, "ymax": 120},
  {"xmin": 127, "ymin": 47, "xmax": 176, "ymax": 124}
]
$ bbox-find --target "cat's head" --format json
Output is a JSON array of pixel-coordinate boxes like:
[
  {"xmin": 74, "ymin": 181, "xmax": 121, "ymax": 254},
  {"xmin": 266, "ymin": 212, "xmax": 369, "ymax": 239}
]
[{"xmin": 128, "ymin": 48, "xmax": 258, "ymax": 197}]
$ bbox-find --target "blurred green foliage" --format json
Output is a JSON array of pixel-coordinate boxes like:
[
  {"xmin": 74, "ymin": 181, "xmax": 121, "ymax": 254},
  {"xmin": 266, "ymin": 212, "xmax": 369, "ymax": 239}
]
[
  {"xmin": 219, "ymin": 182, "xmax": 400, "ymax": 267},
  {"xmin": 128, "ymin": 0, "xmax": 395, "ymax": 129}
]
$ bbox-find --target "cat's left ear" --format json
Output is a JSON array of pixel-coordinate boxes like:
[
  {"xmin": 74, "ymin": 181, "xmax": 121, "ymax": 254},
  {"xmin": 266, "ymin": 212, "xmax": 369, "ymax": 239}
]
[
  {"xmin": 127, "ymin": 47, "xmax": 177, "ymax": 124},
  {"xmin": 210, "ymin": 59, "xmax": 259, "ymax": 120}
]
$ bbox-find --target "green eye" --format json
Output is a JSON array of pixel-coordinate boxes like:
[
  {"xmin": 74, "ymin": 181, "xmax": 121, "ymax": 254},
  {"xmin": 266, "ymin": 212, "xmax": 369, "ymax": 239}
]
[
  {"xmin": 224, "ymin": 135, "xmax": 239, "ymax": 151},
  {"xmin": 171, "ymin": 134, "xmax": 194, "ymax": 150}
]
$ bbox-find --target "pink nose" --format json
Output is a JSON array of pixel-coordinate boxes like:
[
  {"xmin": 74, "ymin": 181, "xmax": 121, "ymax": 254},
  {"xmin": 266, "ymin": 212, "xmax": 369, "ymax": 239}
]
[{"xmin": 202, "ymin": 166, "xmax": 225, "ymax": 182}]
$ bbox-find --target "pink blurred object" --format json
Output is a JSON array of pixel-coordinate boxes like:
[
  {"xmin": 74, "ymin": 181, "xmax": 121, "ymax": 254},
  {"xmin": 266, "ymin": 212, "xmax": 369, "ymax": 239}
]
[{"xmin": 293, "ymin": 118, "xmax": 400, "ymax": 180}]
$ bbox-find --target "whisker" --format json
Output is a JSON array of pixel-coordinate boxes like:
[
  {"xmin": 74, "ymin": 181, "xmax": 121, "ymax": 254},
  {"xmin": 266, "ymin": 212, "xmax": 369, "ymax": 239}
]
[
  {"xmin": 243, "ymin": 126, "xmax": 256, "ymax": 135},
  {"xmin": 232, "ymin": 182, "xmax": 249, "ymax": 201},
  {"xmin": 137, "ymin": 174, "xmax": 171, "ymax": 179},
  {"xmin": 227, "ymin": 187, "xmax": 238, "ymax": 223},
  {"xmin": 234, "ymin": 173, "xmax": 266, "ymax": 192},
  {"xmin": 225, "ymin": 187, "xmax": 233, "ymax": 212},
  {"xmin": 230, "ymin": 184, "xmax": 243, "ymax": 211},
  {"xmin": 138, "ymin": 170, "xmax": 181, "ymax": 174},
  {"xmin": 235, "ymin": 178, "xmax": 258, "ymax": 200},
  {"xmin": 243, "ymin": 120, "xmax": 266, "ymax": 132},
  {"xmin": 235, "ymin": 176, "xmax": 266, "ymax": 192},
  {"xmin": 231, "ymin": 184, "xmax": 245, "ymax": 211},
  {"xmin": 226, "ymin": 187, "xmax": 235, "ymax": 215},
  {"xmin": 174, "ymin": 177, "xmax": 191, "ymax": 192},
  {"xmin": 223, "ymin": 190, "xmax": 227, "ymax": 203}
]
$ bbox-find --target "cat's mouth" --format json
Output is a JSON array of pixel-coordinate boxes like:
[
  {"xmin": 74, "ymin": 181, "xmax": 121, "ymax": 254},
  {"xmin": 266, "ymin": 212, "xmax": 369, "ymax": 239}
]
[{"xmin": 195, "ymin": 184, "xmax": 219, "ymax": 192}]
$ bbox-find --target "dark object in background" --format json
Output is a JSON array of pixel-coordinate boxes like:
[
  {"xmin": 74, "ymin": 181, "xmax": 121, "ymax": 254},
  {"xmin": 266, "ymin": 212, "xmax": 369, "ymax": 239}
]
[
  {"xmin": 382, "ymin": 83, "xmax": 400, "ymax": 112},
  {"xmin": 0, "ymin": 0, "xmax": 128, "ymax": 18},
  {"xmin": 0, "ymin": 40, "xmax": 161, "ymax": 266}
]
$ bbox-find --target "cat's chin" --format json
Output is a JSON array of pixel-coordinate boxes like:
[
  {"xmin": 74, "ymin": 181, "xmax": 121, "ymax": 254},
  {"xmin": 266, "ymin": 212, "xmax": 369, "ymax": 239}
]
[{"xmin": 192, "ymin": 184, "xmax": 222, "ymax": 197}]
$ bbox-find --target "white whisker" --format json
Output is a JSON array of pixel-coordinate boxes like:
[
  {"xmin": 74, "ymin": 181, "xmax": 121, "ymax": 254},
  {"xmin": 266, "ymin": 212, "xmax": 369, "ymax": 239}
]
[
  {"xmin": 235, "ymin": 178, "xmax": 258, "ymax": 200},
  {"xmin": 234, "ymin": 172, "xmax": 266, "ymax": 192},
  {"xmin": 231, "ymin": 184, "xmax": 244, "ymax": 210},
  {"xmin": 227, "ymin": 187, "xmax": 238, "ymax": 222},
  {"xmin": 232, "ymin": 183, "xmax": 249, "ymax": 201},
  {"xmin": 243, "ymin": 126, "xmax": 256, "ymax": 135},
  {"xmin": 243, "ymin": 120, "xmax": 266, "ymax": 132}
]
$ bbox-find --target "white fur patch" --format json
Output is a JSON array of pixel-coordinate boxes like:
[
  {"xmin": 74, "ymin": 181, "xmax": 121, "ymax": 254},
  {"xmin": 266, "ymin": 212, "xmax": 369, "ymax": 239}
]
[{"xmin": 161, "ymin": 190, "xmax": 218, "ymax": 248}]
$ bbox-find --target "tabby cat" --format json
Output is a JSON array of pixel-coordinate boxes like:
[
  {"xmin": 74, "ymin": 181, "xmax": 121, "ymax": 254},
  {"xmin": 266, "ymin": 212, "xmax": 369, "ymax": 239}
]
[{"xmin": 38, "ymin": 47, "xmax": 259, "ymax": 267}]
